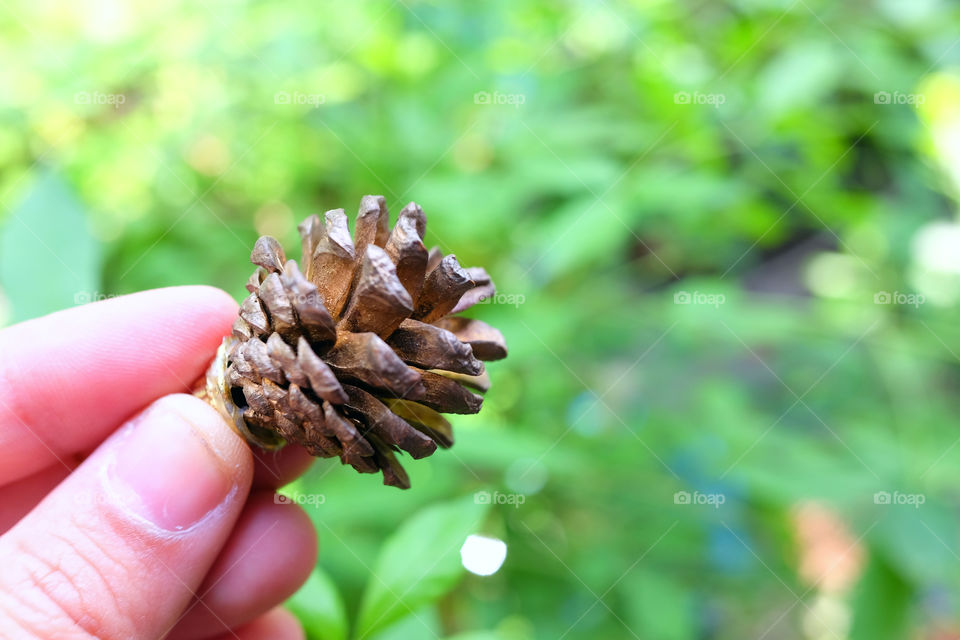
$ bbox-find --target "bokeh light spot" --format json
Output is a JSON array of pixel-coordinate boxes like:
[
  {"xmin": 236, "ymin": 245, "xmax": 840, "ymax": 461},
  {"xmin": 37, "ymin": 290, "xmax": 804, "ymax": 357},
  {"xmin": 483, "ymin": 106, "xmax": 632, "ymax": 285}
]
[{"xmin": 460, "ymin": 534, "xmax": 508, "ymax": 576}]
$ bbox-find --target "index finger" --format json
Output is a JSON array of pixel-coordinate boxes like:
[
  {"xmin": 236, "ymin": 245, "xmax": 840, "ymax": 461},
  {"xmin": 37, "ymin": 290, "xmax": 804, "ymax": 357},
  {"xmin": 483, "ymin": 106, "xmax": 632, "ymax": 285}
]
[{"xmin": 0, "ymin": 285, "xmax": 237, "ymax": 485}]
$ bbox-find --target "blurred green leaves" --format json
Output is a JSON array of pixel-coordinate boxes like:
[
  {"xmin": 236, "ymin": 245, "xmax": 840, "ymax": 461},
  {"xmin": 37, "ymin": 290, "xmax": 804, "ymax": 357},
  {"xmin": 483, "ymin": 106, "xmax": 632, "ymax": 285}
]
[
  {"xmin": 2, "ymin": 0, "xmax": 960, "ymax": 637},
  {"xmin": 0, "ymin": 169, "xmax": 100, "ymax": 324}
]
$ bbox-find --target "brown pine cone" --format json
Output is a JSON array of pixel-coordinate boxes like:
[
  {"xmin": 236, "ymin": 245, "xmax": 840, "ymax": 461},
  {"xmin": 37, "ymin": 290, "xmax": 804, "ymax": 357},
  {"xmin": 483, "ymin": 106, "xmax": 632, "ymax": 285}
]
[{"xmin": 202, "ymin": 196, "xmax": 507, "ymax": 489}]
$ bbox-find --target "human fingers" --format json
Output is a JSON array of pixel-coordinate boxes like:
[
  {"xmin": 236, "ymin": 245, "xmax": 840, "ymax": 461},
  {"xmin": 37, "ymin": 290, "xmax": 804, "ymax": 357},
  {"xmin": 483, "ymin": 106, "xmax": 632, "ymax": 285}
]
[
  {"xmin": 0, "ymin": 394, "xmax": 254, "ymax": 640},
  {"xmin": 167, "ymin": 491, "xmax": 317, "ymax": 640},
  {"xmin": 0, "ymin": 286, "xmax": 237, "ymax": 485}
]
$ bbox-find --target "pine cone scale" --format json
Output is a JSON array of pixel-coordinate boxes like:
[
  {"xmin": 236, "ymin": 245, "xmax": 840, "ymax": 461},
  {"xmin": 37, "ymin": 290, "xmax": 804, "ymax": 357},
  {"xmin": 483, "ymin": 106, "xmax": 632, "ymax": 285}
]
[{"xmin": 386, "ymin": 319, "xmax": 484, "ymax": 375}]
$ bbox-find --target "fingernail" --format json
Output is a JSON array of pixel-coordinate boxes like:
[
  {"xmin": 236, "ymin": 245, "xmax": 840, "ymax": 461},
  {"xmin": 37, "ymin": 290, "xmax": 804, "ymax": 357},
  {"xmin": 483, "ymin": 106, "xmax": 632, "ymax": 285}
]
[{"xmin": 111, "ymin": 395, "xmax": 238, "ymax": 531}]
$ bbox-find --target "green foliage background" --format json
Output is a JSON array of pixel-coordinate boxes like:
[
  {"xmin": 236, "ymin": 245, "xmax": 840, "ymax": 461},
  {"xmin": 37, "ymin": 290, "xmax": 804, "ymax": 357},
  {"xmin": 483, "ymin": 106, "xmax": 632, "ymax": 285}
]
[{"xmin": 3, "ymin": 0, "xmax": 960, "ymax": 638}]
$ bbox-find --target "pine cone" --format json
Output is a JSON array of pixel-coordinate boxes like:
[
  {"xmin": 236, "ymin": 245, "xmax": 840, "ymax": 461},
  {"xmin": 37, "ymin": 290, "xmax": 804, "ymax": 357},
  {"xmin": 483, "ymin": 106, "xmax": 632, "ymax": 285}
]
[{"xmin": 202, "ymin": 196, "xmax": 507, "ymax": 489}]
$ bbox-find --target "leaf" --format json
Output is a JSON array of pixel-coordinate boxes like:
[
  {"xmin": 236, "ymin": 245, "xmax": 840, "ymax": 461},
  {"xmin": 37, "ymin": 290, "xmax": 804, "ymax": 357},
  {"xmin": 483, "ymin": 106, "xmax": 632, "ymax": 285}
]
[
  {"xmin": 0, "ymin": 169, "xmax": 101, "ymax": 323},
  {"xmin": 871, "ymin": 501, "xmax": 958, "ymax": 584},
  {"xmin": 756, "ymin": 41, "xmax": 842, "ymax": 116},
  {"xmin": 356, "ymin": 495, "xmax": 491, "ymax": 638},
  {"xmin": 367, "ymin": 606, "xmax": 441, "ymax": 640},
  {"xmin": 620, "ymin": 569, "xmax": 696, "ymax": 640},
  {"xmin": 849, "ymin": 553, "xmax": 912, "ymax": 640},
  {"xmin": 287, "ymin": 567, "xmax": 348, "ymax": 640}
]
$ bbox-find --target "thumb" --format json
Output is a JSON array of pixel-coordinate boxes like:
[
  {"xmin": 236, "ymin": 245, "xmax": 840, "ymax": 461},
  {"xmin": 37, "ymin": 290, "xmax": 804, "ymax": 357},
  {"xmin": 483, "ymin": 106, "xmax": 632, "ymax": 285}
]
[{"xmin": 0, "ymin": 394, "xmax": 254, "ymax": 640}]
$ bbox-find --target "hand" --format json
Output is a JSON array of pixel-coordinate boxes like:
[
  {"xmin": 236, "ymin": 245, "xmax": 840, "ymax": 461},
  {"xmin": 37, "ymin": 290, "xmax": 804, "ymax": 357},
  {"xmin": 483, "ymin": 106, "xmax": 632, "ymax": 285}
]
[{"xmin": 0, "ymin": 287, "xmax": 318, "ymax": 640}]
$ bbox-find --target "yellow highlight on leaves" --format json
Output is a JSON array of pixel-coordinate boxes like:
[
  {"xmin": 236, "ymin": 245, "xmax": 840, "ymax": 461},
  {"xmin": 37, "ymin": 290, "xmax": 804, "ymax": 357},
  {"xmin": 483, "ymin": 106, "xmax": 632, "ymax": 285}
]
[{"xmin": 917, "ymin": 71, "xmax": 960, "ymax": 197}]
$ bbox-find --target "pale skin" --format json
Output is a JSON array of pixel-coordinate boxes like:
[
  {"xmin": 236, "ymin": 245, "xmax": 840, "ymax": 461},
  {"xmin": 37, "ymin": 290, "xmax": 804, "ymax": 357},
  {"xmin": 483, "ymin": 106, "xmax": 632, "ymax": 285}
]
[{"xmin": 0, "ymin": 286, "xmax": 320, "ymax": 639}]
